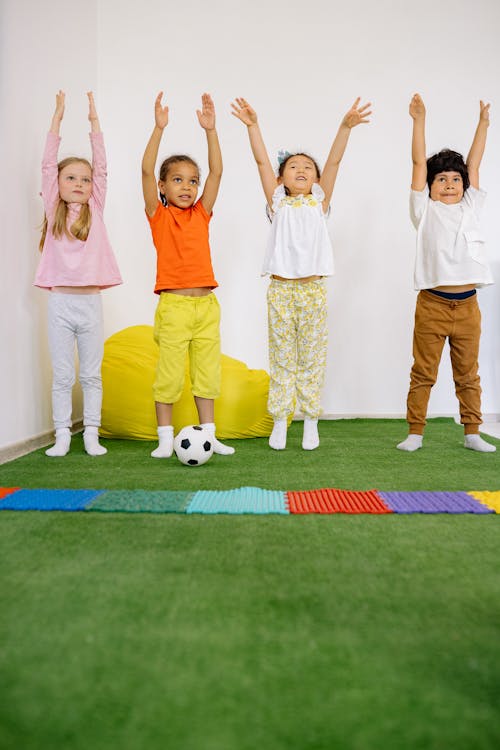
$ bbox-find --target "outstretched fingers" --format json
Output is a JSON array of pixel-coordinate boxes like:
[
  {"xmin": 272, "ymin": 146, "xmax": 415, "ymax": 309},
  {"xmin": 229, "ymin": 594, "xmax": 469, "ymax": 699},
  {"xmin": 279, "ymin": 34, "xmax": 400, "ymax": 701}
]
[
  {"xmin": 197, "ymin": 92, "xmax": 216, "ymax": 129},
  {"xmin": 154, "ymin": 91, "xmax": 169, "ymax": 128}
]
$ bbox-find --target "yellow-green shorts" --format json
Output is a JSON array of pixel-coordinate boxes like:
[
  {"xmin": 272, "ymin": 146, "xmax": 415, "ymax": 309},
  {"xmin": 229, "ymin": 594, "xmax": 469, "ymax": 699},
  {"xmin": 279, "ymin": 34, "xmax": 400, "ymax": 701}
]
[{"xmin": 153, "ymin": 292, "xmax": 221, "ymax": 404}]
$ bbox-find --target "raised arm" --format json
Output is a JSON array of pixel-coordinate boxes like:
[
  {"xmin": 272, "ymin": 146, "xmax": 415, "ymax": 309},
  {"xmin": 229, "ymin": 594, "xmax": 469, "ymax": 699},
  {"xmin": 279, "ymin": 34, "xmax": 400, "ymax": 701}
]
[
  {"xmin": 87, "ymin": 91, "xmax": 107, "ymax": 209},
  {"xmin": 466, "ymin": 100, "xmax": 490, "ymax": 190},
  {"xmin": 320, "ymin": 97, "xmax": 372, "ymax": 211},
  {"xmin": 231, "ymin": 97, "xmax": 277, "ymax": 207},
  {"xmin": 87, "ymin": 91, "xmax": 101, "ymax": 133},
  {"xmin": 409, "ymin": 93, "xmax": 427, "ymax": 191},
  {"xmin": 42, "ymin": 91, "xmax": 65, "ymax": 209},
  {"xmin": 49, "ymin": 89, "xmax": 65, "ymax": 135},
  {"xmin": 197, "ymin": 93, "xmax": 222, "ymax": 214},
  {"xmin": 142, "ymin": 92, "xmax": 168, "ymax": 217}
]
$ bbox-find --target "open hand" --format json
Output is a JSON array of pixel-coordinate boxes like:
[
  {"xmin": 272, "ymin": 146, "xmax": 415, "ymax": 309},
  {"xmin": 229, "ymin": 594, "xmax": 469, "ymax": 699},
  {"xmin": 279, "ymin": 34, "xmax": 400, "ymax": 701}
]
[
  {"xmin": 196, "ymin": 93, "xmax": 216, "ymax": 130},
  {"xmin": 231, "ymin": 97, "xmax": 258, "ymax": 126},
  {"xmin": 409, "ymin": 93, "xmax": 425, "ymax": 120},
  {"xmin": 155, "ymin": 92, "xmax": 169, "ymax": 129},
  {"xmin": 342, "ymin": 97, "xmax": 372, "ymax": 128}
]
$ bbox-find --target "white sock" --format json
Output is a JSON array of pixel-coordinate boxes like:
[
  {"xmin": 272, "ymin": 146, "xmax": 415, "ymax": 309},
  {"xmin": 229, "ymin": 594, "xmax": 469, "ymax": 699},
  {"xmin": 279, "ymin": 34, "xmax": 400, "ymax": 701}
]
[
  {"xmin": 151, "ymin": 425, "xmax": 174, "ymax": 458},
  {"xmin": 397, "ymin": 434, "xmax": 423, "ymax": 452},
  {"xmin": 464, "ymin": 434, "xmax": 496, "ymax": 453},
  {"xmin": 302, "ymin": 418, "xmax": 319, "ymax": 450},
  {"xmin": 269, "ymin": 419, "xmax": 287, "ymax": 450},
  {"xmin": 83, "ymin": 426, "xmax": 107, "ymax": 456},
  {"xmin": 200, "ymin": 423, "xmax": 235, "ymax": 455},
  {"xmin": 46, "ymin": 427, "xmax": 71, "ymax": 457}
]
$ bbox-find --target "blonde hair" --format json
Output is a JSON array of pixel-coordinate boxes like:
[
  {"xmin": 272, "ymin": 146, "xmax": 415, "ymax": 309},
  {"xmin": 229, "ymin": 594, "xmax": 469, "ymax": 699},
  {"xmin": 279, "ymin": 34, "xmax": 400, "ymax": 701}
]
[{"xmin": 39, "ymin": 157, "xmax": 93, "ymax": 251}]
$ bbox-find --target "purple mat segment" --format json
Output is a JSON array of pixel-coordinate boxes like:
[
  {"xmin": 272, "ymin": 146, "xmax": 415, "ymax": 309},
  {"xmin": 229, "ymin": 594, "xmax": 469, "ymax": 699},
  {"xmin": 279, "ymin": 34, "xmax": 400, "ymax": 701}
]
[
  {"xmin": 0, "ymin": 488, "xmax": 103, "ymax": 511},
  {"xmin": 378, "ymin": 491, "xmax": 494, "ymax": 514}
]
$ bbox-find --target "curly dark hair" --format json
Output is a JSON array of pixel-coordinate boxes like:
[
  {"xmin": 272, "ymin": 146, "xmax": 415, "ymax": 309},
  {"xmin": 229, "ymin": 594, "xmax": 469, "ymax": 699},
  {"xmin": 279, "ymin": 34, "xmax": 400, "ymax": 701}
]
[{"xmin": 426, "ymin": 149, "xmax": 470, "ymax": 193}]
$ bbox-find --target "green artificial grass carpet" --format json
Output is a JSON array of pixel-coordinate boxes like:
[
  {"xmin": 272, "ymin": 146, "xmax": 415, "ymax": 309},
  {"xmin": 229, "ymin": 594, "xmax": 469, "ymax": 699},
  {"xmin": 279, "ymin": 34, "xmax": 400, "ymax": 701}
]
[
  {"xmin": 1, "ymin": 513, "xmax": 499, "ymax": 750},
  {"xmin": 1, "ymin": 419, "xmax": 499, "ymax": 749},
  {"xmin": 1, "ymin": 418, "xmax": 499, "ymax": 492}
]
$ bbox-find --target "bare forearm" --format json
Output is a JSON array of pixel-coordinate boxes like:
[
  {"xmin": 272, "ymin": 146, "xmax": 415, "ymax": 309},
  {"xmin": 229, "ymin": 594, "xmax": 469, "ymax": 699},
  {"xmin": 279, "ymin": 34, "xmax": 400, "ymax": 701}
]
[
  {"xmin": 206, "ymin": 128, "xmax": 223, "ymax": 178},
  {"xmin": 247, "ymin": 123, "xmax": 272, "ymax": 168},
  {"xmin": 467, "ymin": 119, "xmax": 488, "ymax": 170},
  {"xmin": 411, "ymin": 117, "xmax": 426, "ymax": 166},
  {"xmin": 49, "ymin": 114, "xmax": 62, "ymax": 135},
  {"xmin": 89, "ymin": 116, "xmax": 101, "ymax": 134},
  {"xmin": 142, "ymin": 126, "xmax": 163, "ymax": 176},
  {"xmin": 410, "ymin": 116, "xmax": 427, "ymax": 190},
  {"xmin": 325, "ymin": 122, "xmax": 351, "ymax": 168}
]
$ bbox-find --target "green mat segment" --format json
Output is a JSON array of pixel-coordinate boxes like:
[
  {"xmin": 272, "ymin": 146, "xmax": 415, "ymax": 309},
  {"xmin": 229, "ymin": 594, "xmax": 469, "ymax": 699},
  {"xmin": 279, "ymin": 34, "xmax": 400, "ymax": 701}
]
[
  {"xmin": 1, "ymin": 418, "xmax": 499, "ymax": 491},
  {"xmin": 1, "ymin": 513, "xmax": 499, "ymax": 750},
  {"xmin": 86, "ymin": 489, "xmax": 193, "ymax": 513}
]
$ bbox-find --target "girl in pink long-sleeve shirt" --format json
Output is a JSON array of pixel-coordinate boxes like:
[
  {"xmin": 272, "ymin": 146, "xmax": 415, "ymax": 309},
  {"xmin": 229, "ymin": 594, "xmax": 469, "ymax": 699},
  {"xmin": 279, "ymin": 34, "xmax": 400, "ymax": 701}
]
[{"xmin": 35, "ymin": 91, "xmax": 122, "ymax": 457}]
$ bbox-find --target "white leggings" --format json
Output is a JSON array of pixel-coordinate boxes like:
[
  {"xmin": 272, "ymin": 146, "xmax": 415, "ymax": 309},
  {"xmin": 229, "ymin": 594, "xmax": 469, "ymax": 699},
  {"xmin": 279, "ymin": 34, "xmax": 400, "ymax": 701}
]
[{"xmin": 47, "ymin": 293, "xmax": 104, "ymax": 430}]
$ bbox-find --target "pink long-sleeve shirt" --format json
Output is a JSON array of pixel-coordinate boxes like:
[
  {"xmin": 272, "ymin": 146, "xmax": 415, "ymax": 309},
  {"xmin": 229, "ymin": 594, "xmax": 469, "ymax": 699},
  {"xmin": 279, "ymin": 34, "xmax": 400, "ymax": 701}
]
[{"xmin": 34, "ymin": 131, "xmax": 122, "ymax": 290}]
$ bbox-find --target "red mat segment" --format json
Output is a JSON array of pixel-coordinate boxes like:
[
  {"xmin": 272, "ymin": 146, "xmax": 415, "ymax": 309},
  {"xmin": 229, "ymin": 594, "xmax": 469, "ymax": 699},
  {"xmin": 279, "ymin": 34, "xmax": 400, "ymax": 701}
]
[{"xmin": 287, "ymin": 488, "xmax": 392, "ymax": 514}]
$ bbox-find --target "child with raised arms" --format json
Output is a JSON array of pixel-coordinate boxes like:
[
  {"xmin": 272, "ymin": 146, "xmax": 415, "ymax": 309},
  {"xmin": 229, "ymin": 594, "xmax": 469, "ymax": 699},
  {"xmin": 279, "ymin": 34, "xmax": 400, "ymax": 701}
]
[
  {"xmin": 35, "ymin": 91, "xmax": 122, "ymax": 457},
  {"xmin": 397, "ymin": 93, "xmax": 495, "ymax": 453},
  {"xmin": 231, "ymin": 97, "xmax": 371, "ymax": 450},
  {"xmin": 142, "ymin": 91, "xmax": 234, "ymax": 459}
]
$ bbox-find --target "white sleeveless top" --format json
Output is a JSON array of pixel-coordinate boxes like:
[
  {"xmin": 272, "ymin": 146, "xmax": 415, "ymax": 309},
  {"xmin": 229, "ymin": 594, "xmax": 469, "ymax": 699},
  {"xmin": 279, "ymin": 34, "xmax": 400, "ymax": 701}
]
[{"xmin": 262, "ymin": 184, "xmax": 334, "ymax": 278}]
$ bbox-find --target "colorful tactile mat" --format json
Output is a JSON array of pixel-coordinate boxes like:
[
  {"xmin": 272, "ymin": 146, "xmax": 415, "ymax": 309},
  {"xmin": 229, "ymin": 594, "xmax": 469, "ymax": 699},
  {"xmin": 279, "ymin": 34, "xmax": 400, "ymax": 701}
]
[{"xmin": 0, "ymin": 486, "xmax": 498, "ymax": 514}]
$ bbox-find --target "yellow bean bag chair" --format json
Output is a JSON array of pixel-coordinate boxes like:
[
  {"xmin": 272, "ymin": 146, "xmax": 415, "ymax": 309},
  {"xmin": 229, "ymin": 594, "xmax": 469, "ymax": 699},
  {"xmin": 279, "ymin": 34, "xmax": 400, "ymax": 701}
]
[{"xmin": 100, "ymin": 325, "xmax": 274, "ymax": 439}]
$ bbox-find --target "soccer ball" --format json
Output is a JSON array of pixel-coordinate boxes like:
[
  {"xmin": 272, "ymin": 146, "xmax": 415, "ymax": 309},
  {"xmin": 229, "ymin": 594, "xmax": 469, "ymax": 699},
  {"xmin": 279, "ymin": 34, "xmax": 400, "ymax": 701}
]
[{"xmin": 173, "ymin": 425, "xmax": 214, "ymax": 467}]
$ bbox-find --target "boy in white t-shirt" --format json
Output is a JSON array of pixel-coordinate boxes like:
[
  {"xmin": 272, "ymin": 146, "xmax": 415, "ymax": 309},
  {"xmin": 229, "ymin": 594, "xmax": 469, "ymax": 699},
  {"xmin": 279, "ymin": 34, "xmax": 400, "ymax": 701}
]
[{"xmin": 397, "ymin": 93, "xmax": 496, "ymax": 453}]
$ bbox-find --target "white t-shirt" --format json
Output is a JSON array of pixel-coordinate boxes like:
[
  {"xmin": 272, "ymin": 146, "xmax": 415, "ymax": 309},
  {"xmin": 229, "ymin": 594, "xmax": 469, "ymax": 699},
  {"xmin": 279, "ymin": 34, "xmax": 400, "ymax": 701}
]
[
  {"xmin": 410, "ymin": 186, "xmax": 493, "ymax": 290},
  {"xmin": 262, "ymin": 184, "xmax": 334, "ymax": 278}
]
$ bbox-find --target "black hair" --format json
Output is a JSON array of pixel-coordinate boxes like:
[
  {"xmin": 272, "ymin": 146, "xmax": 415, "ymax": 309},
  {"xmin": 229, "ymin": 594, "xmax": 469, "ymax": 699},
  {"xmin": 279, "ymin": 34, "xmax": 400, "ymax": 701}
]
[
  {"xmin": 426, "ymin": 149, "xmax": 470, "ymax": 193},
  {"xmin": 158, "ymin": 154, "xmax": 200, "ymax": 206}
]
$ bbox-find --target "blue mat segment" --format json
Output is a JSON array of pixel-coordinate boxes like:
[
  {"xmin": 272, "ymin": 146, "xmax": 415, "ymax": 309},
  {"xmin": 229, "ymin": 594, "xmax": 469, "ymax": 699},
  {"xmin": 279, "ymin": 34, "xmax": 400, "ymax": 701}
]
[
  {"xmin": 0, "ymin": 488, "xmax": 103, "ymax": 511},
  {"xmin": 378, "ymin": 490, "xmax": 494, "ymax": 514},
  {"xmin": 187, "ymin": 487, "xmax": 289, "ymax": 514}
]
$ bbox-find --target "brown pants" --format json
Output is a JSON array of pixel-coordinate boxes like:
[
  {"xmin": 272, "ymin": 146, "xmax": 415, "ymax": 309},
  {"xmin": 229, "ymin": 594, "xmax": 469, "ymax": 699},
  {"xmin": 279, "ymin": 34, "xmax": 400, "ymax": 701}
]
[{"xmin": 406, "ymin": 290, "xmax": 482, "ymax": 435}]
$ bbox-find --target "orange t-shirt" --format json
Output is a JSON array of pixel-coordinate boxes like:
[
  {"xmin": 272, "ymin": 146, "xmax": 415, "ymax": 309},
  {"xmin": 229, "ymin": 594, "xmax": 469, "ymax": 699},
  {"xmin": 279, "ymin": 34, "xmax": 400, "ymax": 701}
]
[{"xmin": 147, "ymin": 199, "xmax": 218, "ymax": 293}]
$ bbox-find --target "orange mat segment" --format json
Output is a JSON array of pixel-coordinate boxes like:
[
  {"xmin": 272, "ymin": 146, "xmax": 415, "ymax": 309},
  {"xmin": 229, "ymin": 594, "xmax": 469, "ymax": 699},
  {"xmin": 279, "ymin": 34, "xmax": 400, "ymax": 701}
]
[
  {"xmin": 0, "ymin": 487, "xmax": 20, "ymax": 500},
  {"xmin": 287, "ymin": 488, "xmax": 392, "ymax": 514}
]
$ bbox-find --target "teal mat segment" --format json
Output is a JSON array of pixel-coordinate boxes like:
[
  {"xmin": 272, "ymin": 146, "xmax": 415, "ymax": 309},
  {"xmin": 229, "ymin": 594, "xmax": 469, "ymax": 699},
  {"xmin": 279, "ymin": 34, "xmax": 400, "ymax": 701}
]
[
  {"xmin": 186, "ymin": 486, "xmax": 289, "ymax": 514},
  {"xmin": 86, "ymin": 490, "xmax": 193, "ymax": 513}
]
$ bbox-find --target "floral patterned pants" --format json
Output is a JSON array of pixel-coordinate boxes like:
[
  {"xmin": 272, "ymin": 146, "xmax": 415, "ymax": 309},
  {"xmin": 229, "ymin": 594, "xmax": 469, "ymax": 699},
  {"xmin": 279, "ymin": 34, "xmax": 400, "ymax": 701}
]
[{"xmin": 267, "ymin": 278, "xmax": 328, "ymax": 419}]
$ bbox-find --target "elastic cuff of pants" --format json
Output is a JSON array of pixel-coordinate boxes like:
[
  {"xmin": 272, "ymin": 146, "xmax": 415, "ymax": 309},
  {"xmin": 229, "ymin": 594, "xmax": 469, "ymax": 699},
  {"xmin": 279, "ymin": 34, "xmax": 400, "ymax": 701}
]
[
  {"xmin": 464, "ymin": 425, "xmax": 480, "ymax": 435},
  {"xmin": 408, "ymin": 425, "xmax": 425, "ymax": 436}
]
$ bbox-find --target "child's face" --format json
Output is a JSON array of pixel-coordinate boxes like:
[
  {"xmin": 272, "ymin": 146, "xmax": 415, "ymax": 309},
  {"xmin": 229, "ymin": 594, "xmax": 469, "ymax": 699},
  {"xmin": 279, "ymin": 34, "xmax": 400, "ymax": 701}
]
[
  {"xmin": 159, "ymin": 162, "xmax": 200, "ymax": 208},
  {"xmin": 279, "ymin": 155, "xmax": 318, "ymax": 196},
  {"xmin": 430, "ymin": 171, "xmax": 464, "ymax": 204},
  {"xmin": 58, "ymin": 162, "xmax": 93, "ymax": 204}
]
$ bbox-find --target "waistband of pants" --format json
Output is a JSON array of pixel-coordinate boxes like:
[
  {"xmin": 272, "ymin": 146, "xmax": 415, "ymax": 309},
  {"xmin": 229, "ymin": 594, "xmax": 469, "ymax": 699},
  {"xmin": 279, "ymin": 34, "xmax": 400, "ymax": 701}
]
[
  {"xmin": 270, "ymin": 276, "xmax": 325, "ymax": 286},
  {"xmin": 426, "ymin": 288, "xmax": 477, "ymax": 300},
  {"xmin": 158, "ymin": 290, "xmax": 214, "ymax": 301}
]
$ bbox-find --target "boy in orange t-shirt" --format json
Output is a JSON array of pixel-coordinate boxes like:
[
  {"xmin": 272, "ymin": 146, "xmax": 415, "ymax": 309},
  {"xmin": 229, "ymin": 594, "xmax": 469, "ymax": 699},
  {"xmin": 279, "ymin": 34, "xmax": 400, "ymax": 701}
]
[{"xmin": 142, "ymin": 91, "xmax": 234, "ymax": 458}]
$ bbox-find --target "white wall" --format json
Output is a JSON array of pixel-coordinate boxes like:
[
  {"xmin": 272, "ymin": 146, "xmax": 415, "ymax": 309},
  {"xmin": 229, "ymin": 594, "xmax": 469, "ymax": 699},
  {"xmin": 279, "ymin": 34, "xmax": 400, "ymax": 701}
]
[{"xmin": 2, "ymin": 0, "xmax": 500, "ymax": 450}]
